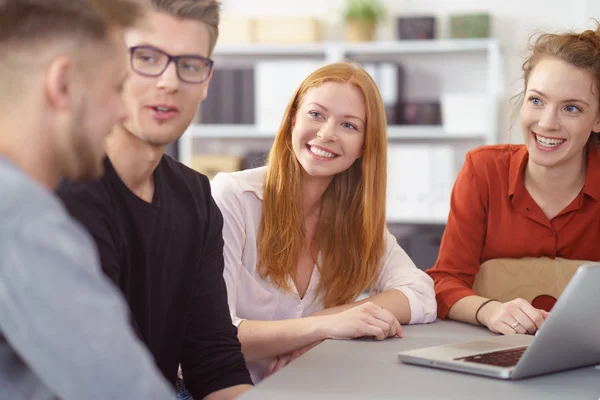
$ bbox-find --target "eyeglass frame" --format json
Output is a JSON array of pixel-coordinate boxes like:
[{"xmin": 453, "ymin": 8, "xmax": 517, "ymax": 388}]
[{"xmin": 128, "ymin": 45, "xmax": 214, "ymax": 84}]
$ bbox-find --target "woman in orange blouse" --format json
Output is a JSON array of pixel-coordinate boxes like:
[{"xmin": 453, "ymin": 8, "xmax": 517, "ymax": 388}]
[{"xmin": 427, "ymin": 25, "xmax": 600, "ymax": 335}]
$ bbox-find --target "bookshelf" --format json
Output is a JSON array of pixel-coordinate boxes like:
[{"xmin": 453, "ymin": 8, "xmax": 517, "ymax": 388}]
[
  {"xmin": 185, "ymin": 124, "xmax": 486, "ymax": 141},
  {"xmin": 178, "ymin": 38, "xmax": 504, "ymax": 226}
]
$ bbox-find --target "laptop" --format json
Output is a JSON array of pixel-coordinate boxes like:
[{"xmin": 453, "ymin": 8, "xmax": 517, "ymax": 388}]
[{"xmin": 398, "ymin": 263, "xmax": 600, "ymax": 379}]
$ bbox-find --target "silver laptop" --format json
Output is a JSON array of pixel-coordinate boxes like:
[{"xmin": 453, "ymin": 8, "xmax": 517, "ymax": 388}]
[{"xmin": 398, "ymin": 263, "xmax": 600, "ymax": 379}]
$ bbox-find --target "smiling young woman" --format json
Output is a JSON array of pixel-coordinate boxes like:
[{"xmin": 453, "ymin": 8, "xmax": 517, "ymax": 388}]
[
  {"xmin": 210, "ymin": 61, "xmax": 437, "ymax": 384},
  {"xmin": 427, "ymin": 23, "xmax": 600, "ymax": 336}
]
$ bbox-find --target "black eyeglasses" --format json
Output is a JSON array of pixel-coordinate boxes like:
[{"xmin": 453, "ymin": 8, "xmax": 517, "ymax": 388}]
[{"xmin": 129, "ymin": 46, "xmax": 214, "ymax": 84}]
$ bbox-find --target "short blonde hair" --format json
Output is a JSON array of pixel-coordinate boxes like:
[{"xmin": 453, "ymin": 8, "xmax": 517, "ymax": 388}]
[{"xmin": 150, "ymin": 0, "xmax": 220, "ymax": 56}]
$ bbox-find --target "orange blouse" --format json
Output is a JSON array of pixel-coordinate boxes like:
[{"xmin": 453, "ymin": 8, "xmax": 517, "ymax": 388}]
[{"xmin": 427, "ymin": 143, "xmax": 600, "ymax": 318}]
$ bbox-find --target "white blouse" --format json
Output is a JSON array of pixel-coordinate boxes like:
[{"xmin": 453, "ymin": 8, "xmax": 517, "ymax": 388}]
[{"xmin": 211, "ymin": 167, "xmax": 436, "ymax": 383}]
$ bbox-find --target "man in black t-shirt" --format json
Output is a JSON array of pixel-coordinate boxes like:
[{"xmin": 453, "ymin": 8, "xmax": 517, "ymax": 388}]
[{"xmin": 57, "ymin": 1, "xmax": 253, "ymax": 399}]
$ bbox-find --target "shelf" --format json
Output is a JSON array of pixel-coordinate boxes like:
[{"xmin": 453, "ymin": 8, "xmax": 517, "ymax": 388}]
[
  {"xmin": 184, "ymin": 124, "xmax": 485, "ymax": 141},
  {"xmin": 342, "ymin": 39, "xmax": 497, "ymax": 55},
  {"xmin": 387, "ymin": 126, "xmax": 484, "ymax": 140},
  {"xmin": 213, "ymin": 39, "xmax": 497, "ymax": 57},
  {"xmin": 185, "ymin": 124, "xmax": 275, "ymax": 139},
  {"xmin": 213, "ymin": 43, "xmax": 327, "ymax": 57}
]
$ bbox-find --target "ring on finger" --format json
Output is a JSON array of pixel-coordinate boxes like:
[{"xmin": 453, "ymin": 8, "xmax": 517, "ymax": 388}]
[{"xmin": 511, "ymin": 321, "xmax": 521, "ymax": 330}]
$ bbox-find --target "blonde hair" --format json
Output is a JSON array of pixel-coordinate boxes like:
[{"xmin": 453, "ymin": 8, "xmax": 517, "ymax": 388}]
[
  {"xmin": 150, "ymin": 0, "xmax": 220, "ymax": 56},
  {"xmin": 257, "ymin": 62, "xmax": 388, "ymax": 308}
]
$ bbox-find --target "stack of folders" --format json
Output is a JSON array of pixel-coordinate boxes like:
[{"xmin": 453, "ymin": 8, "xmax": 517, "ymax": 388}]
[{"xmin": 198, "ymin": 67, "xmax": 255, "ymax": 124}]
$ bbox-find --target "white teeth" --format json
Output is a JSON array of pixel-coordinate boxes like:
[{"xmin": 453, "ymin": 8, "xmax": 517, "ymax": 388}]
[
  {"xmin": 155, "ymin": 107, "xmax": 170, "ymax": 112},
  {"xmin": 309, "ymin": 146, "xmax": 336, "ymax": 158},
  {"xmin": 535, "ymin": 134, "xmax": 565, "ymax": 147}
]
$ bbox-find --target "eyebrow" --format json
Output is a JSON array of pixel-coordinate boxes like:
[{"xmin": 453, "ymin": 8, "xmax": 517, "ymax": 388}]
[
  {"xmin": 133, "ymin": 43, "xmax": 207, "ymax": 58},
  {"xmin": 528, "ymin": 89, "xmax": 591, "ymax": 106},
  {"xmin": 307, "ymin": 102, "xmax": 365, "ymax": 124}
]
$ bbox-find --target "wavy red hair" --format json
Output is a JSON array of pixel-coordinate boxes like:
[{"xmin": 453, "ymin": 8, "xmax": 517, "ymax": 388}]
[{"xmin": 257, "ymin": 61, "xmax": 388, "ymax": 308}]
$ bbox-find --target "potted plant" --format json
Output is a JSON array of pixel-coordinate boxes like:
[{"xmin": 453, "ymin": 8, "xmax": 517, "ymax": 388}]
[{"xmin": 343, "ymin": 0, "xmax": 386, "ymax": 42}]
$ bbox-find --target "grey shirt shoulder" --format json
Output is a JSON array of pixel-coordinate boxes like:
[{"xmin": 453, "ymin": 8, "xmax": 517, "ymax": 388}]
[{"xmin": 0, "ymin": 158, "xmax": 174, "ymax": 400}]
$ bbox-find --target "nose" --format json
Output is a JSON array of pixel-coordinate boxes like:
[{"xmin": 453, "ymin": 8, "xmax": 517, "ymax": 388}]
[
  {"xmin": 317, "ymin": 121, "xmax": 337, "ymax": 142},
  {"xmin": 538, "ymin": 107, "xmax": 560, "ymax": 131},
  {"xmin": 156, "ymin": 61, "xmax": 180, "ymax": 92}
]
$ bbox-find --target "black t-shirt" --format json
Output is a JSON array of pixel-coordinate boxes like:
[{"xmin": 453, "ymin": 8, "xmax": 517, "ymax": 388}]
[{"xmin": 57, "ymin": 156, "xmax": 252, "ymax": 398}]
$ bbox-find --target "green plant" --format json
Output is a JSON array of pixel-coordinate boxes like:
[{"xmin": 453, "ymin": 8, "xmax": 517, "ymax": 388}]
[{"xmin": 343, "ymin": 0, "xmax": 386, "ymax": 22}]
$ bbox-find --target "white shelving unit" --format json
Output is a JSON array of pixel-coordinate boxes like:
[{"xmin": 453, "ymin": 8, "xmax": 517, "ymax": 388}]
[
  {"xmin": 184, "ymin": 124, "xmax": 486, "ymax": 141},
  {"xmin": 178, "ymin": 39, "xmax": 504, "ymax": 225}
]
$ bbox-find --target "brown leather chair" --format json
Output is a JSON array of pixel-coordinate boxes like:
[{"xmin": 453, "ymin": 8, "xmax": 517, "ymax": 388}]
[{"xmin": 472, "ymin": 257, "xmax": 589, "ymax": 311}]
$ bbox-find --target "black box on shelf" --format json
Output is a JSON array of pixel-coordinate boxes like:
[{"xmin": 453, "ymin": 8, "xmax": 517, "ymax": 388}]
[
  {"xmin": 198, "ymin": 67, "xmax": 255, "ymax": 124},
  {"xmin": 397, "ymin": 102, "xmax": 441, "ymax": 125},
  {"xmin": 396, "ymin": 16, "xmax": 436, "ymax": 40}
]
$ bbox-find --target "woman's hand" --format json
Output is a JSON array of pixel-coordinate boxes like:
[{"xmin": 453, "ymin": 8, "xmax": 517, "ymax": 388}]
[
  {"xmin": 479, "ymin": 298, "xmax": 550, "ymax": 335},
  {"xmin": 263, "ymin": 302, "xmax": 403, "ymax": 379},
  {"xmin": 319, "ymin": 301, "xmax": 403, "ymax": 340}
]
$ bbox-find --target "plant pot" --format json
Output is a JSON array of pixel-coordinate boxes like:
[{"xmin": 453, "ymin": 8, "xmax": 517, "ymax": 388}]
[{"xmin": 346, "ymin": 18, "xmax": 376, "ymax": 41}]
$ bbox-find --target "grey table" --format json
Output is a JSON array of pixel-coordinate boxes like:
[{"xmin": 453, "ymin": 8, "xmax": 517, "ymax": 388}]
[{"xmin": 240, "ymin": 320, "xmax": 600, "ymax": 399}]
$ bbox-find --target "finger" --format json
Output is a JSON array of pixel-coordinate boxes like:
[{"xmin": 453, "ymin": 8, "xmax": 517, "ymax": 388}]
[
  {"xmin": 264, "ymin": 357, "xmax": 279, "ymax": 378},
  {"xmin": 363, "ymin": 323, "xmax": 386, "ymax": 340},
  {"xmin": 378, "ymin": 308, "xmax": 397, "ymax": 327},
  {"xmin": 388, "ymin": 319, "xmax": 397, "ymax": 338},
  {"xmin": 386, "ymin": 316, "xmax": 400, "ymax": 338},
  {"xmin": 538, "ymin": 309, "xmax": 550, "ymax": 319},
  {"xmin": 510, "ymin": 307, "xmax": 538, "ymax": 334},
  {"xmin": 394, "ymin": 319, "xmax": 404, "ymax": 338},
  {"xmin": 369, "ymin": 307, "xmax": 397, "ymax": 337},
  {"xmin": 506, "ymin": 317, "xmax": 528, "ymax": 335},
  {"xmin": 270, "ymin": 355, "xmax": 291, "ymax": 376},
  {"xmin": 366, "ymin": 316, "xmax": 391, "ymax": 339},
  {"xmin": 497, "ymin": 321, "xmax": 518, "ymax": 335},
  {"xmin": 517, "ymin": 300, "xmax": 545, "ymax": 329}
]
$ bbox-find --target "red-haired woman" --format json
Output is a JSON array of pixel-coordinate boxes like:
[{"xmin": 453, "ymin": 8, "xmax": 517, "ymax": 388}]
[
  {"xmin": 211, "ymin": 61, "xmax": 436, "ymax": 383},
  {"xmin": 428, "ymin": 25, "xmax": 600, "ymax": 336}
]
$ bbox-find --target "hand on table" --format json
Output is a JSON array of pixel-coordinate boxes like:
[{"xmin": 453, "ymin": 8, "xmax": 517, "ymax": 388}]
[
  {"xmin": 321, "ymin": 302, "xmax": 403, "ymax": 341},
  {"xmin": 480, "ymin": 298, "xmax": 549, "ymax": 335}
]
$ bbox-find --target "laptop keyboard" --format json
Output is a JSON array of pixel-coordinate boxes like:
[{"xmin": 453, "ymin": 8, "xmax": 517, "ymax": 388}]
[{"xmin": 454, "ymin": 346, "xmax": 528, "ymax": 367}]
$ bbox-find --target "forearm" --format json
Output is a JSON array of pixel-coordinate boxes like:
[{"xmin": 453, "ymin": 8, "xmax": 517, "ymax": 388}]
[
  {"xmin": 311, "ymin": 289, "xmax": 411, "ymax": 324},
  {"xmin": 204, "ymin": 384, "xmax": 252, "ymax": 400},
  {"xmin": 447, "ymin": 295, "xmax": 491, "ymax": 325},
  {"xmin": 237, "ymin": 317, "xmax": 329, "ymax": 361}
]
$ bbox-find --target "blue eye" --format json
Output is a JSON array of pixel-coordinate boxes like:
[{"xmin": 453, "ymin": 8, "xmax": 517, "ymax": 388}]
[
  {"xmin": 529, "ymin": 97, "xmax": 542, "ymax": 106},
  {"xmin": 308, "ymin": 111, "xmax": 323, "ymax": 119},
  {"xmin": 343, "ymin": 122, "xmax": 357, "ymax": 130},
  {"xmin": 565, "ymin": 105, "xmax": 581, "ymax": 113}
]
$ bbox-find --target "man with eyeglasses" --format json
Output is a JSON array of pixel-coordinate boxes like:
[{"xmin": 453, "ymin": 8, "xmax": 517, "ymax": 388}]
[{"xmin": 57, "ymin": 1, "xmax": 253, "ymax": 399}]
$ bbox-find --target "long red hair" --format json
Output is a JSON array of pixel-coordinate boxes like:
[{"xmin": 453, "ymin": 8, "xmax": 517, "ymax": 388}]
[{"xmin": 257, "ymin": 62, "xmax": 388, "ymax": 308}]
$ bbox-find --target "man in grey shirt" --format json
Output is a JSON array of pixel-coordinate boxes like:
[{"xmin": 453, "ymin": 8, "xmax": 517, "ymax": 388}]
[{"xmin": 0, "ymin": 0, "xmax": 174, "ymax": 399}]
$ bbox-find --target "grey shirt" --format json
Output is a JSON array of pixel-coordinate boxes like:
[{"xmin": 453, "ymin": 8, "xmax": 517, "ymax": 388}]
[{"xmin": 0, "ymin": 157, "xmax": 174, "ymax": 400}]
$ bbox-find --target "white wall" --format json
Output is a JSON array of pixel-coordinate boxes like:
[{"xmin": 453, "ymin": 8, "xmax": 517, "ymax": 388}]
[{"xmin": 221, "ymin": 0, "xmax": 600, "ymax": 142}]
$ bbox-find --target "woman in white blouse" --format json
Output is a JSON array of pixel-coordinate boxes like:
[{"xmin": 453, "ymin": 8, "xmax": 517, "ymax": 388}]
[{"xmin": 211, "ymin": 62, "xmax": 436, "ymax": 383}]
